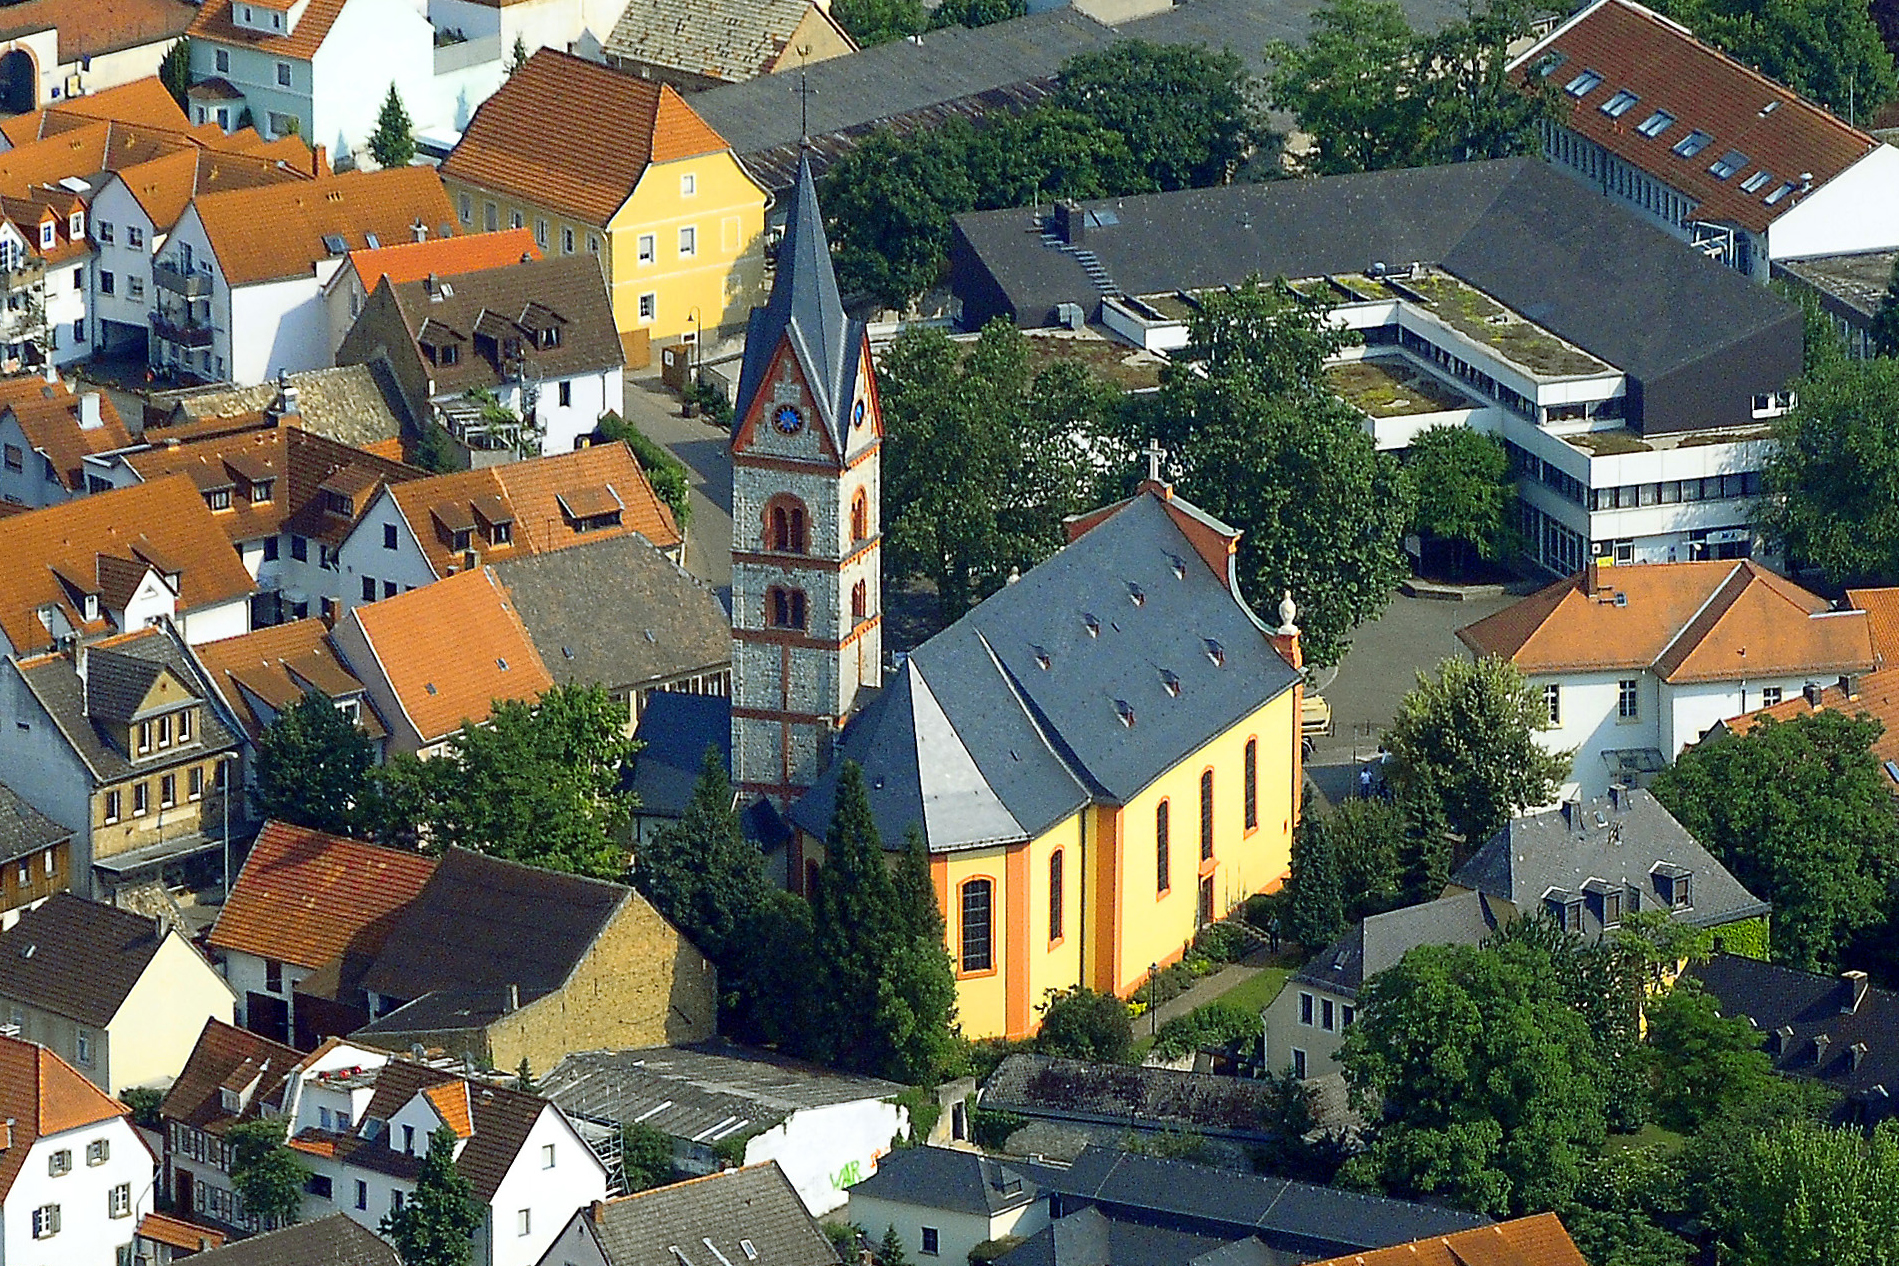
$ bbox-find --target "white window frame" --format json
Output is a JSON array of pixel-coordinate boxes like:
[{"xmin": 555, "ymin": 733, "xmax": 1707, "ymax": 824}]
[
  {"xmin": 637, "ymin": 234, "xmax": 656, "ymax": 265},
  {"xmin": 680, "ymin": 172, "xmax": 696, "ymax": 196},
  {"xmin": 678, "ymin": 225, "xmax": 696, "ymax": 257}
]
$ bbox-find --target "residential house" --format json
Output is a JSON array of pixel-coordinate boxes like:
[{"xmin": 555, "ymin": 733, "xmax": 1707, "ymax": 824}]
[
  {"xmin": 1708, "ymin": 673, "xmax": 1899, "ymax": 776},
  {"xmin": 326, "ymin": 567, "xmax": 552, "ymax": 755},
  {"xmin": 0, "ymin": 778, "xmax": 72, "ymax": 926},
  {"xmin": 0, "ymin": 894, "xmax": 235, "ymax": 1092},
  {"xmin": 537, "ymin": 1043, "xmax": 906, "ymax": 1215},
  {"xmin": 338, "ymin": 254, "xmax": 624, "ymax": 456},
  {"xmin": 534, "ymin": 1163, "xmax": 839, "ymax": 1266},
  {"xmin": 0, "ymin": 0, "xmax": 196, "ymax": 110},
  {"xmin": 1509, "ymin": 0, "xmax": 1899, "ymax": 280},
  {"xmin": 1687, "ymin": 953, "xmax": 1899, "ymax": 1126},
  {"xmin": 0, "ymin": 77, "xmax": 190, "ymax": 147},
  {"xmin": 952, "ymin": 158, "xmax": 1805, "ymax": 575},
  {"xmin": 491, "ymin": 533, "xmax": 729, "ymax": 732},
  {"xmin": 846, "ymin": 1147, "xmax": 1064, "ymax": 1264},
  {"xmin": 158, "ymin": 1018, "xmax": 303, "ymax": 1230},
  {"xmin": 143, "ymin": 363, "xmax": 412, "ymax": 460},
  {"xmin": 321, "ymin": 227, "xmax": 539, "ymax": 361},
  {"xmin": 440, "ymin": 49, "xmax": 768, "ymax": 347},
  {"xmin": 603, "ymin": 0, "xmax": 856, "ymax": 91},
  {"xmin": 158, "ymin": 1215, "xmax": 396, "ymax": 1266},
  {"xmin": 150, "ymin": 166, "xmax": 457, "ymax": 384},
  {"xmin": 335, "ymin": 442, "xmax": 682, "ymax": 622},
  {"xmin": 207, "ymin": 820, "xmax": 436, "ymax": 1046},
  {"xmin": 132, "ymin": 1212, "xmax": 228, "ymax": 1264},
  {"xmin": 0, "ymin": 625, "xmax": 245, "ymax": 899},
  {"xmin": 1266, "ymin": 788, "xmax": 1768, "ymax": 1077},
  {"xmin": 0, "ymin": 475, "xmax": 255, "ymax": 657},
  {"xmin": 0, "ymin": 374, "xmax": 132, "ymax": 509},
  {"xmin": 348, "ymin": 848, "xmax": 716, "ymax": 1073},
  {"xmin": 290, "ymin": 1060, "xmax": 609, "ymax": 1266},
  {"xmin": 0, "ymin": 1033, "xmax": 156, "ymax": 1266},
  {"xmin": 0, "ymin": 183, "xmax": 91, "ymax": 367},
  {"xmin": 84, "ymin": 416, "xmax": 425, "ymax": 626},
  {"xmin": 875, "ymin": 1144, "xmax": 1490, "ymax": 1266},
  {"xmin": 1458, "ymin": 559, "xmax": 1877, "ymax": 795},
  {"xmin": 1304, "ymin": 1216, "xmax": 1588, "ymax": 1266},
  {"xmin": 183, "ymin": 0, "xmax": 509, "ymax": 157}
]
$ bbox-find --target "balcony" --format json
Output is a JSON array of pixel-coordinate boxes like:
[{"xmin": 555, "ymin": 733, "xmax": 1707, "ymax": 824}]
[
  {"xmin": 154, "ymin": 261, "xmax": 212, "ymax": 298},
  {"xmin": 150, "ymin": 310, "xmax": 215, "ymax": 348},
  {"xmin": 1, "ymin": 258, "xmax": 43, "ymax": 293}
]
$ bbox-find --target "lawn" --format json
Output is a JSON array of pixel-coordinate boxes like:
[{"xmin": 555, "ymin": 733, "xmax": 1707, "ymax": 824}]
[
  {"xmin": 1604, "ymin": 1122, "xmax": 1686, "ymax": 1154},
  {"xmin": 1219, "ymin": 963, "xmax": 1293, "ymax": 1014}
]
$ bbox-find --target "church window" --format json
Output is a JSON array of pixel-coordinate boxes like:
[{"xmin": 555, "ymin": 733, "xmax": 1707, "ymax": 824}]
[
  {"xmin": 1200, "ymin": 770, "xmax": 1214, "ymax": 861},
  {"xmin": 767, "ymin": 498, "xmax": 807, "ymax": 553},
  {"xmin": 768, "ymin": 586, "xmax": 807, "ymax": 630},
  {"xmin": 1156, "ymin": 800, "xmax": 1170, "ymax": 894},
  {"xmin": 960, "ymin": 880, "xmax": 992, "ymax": 973},
  {"xmin": 1048, "ymin": 850, "xmax": 1063, "ymax": 941},
  {"xmin": 851, "ymin": 490, "xmax": 868, "ymax": 543},
  {"xmin": 1244, "ymin": 739, "xmax": 1258, "ymax": 831},
  {"xmin": 851, "ymin": 580, "xmax": 867, "ymax": 621}
]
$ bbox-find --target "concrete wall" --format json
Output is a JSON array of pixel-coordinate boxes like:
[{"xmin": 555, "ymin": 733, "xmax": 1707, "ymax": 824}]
[
  {"xmin": 1772, "ymin": 146, "xmax": 1899, "ymax": 262},
  {"xmin": 742, "ymin": 1097, "xmax": 905, "ymax": 1216}
]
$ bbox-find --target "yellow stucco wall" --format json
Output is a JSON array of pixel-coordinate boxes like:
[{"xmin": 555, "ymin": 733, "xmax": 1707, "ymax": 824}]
[
  {"xmin": 940, "ymin": 812, "xmax": 1085, "ymax": 1040},
  {"xmin": 772, "ymin": 8, "xmax": 857, "ymax": 69},
  {"xmin": 608, "ymin": 152, "xmax": 768, "ymax": 342}
]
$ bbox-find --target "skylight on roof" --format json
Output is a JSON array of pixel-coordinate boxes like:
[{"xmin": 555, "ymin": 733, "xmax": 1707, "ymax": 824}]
[
  {"xmin": 1740, "ymin": 169, "xmax": 1773, "ymax": 193},
  {"xmin": 1635, "ymin": 109, "xmax": 1674, "ymax": 138},
  {"xmin": 1708, "ymin": 149, "xmax": 1748, "ymax": 179},
  {"xmin": 365, "ymin": 232, "xmax": 381, "ymax": 250},
  {"xmin": 1536, "ymin": 51, "xmax": 1567, "ymax": 77},
  {"xmin": 1564, "ymin": 69, "xmax": 1605, "ymax": 97},
  {"xmin": 1672, "ymin": 130, "xmax": 1712, "ymax": 158},
  {"xmin": 1599, "ymin": 89, "xmax": 1639, "ymax": 117},
  {"xmin": 1763, "ymin": 181, "xmax": 1797, "ymax": 205},
  {"xmin": 321, "ymin": 233, "xmax": 347, "ymax": 255}
]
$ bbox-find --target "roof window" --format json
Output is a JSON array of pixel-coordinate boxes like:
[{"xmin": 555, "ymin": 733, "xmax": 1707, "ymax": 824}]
[
  {"xmin": 1127, "ymin": 581, "xmax": 1144, "ymax": 607},
  {"xmin": 1740, "ymin": 169, "xmax": 1773, "ymax": 193},
  {"xmin": 1031, "ymin": 645, "xmax": 1050, "ymax": 670},
  {"xmin": 1535, "ymin": 51, "xmax": 1566, "ymax": 77},
  {"xmin": 1599, "ymin": 89, "xmax": 1639, "ymax": 117},
  {"xmin": 1763, "ymin": 181, "xmax": 1796, "ymax": 205},
  {"xmin": 321, "ymin": 233, "xmax": 347, "ymax": 255},
  {"xmin": 1082, "ymin": 612, "xmax": 1100, "ymax": 637},
  {"xmin": 1114, "ymin": 699, "xmax": 1135, "ymax": 728},
  {"xmin": 1635, "ymin": 109, "xmax": 1674, "ymax": 138},
  {"xmin": 1673, "ymin": 130, "xmax": 1712, "ymax": 158},
  {"xmin": 1160, "ymin": 669, "xmax": 1180, "ymax": 697},
  {"xmin": 1708, "ymin": 150, "xmax": 1747, "ymax": 179},
  {"xmin": 1564, "ymin": 69, "xmax": 1604, "ymax": 97},
  {"xmin": 1203, "ymin": 638, "xmax": 1225, "ymax": 667}
]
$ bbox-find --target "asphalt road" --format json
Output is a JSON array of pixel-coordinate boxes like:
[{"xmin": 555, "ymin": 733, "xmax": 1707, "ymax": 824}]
[{"xmin": 620, "ymin": 371, "xmax": 733, "ymax": 599}]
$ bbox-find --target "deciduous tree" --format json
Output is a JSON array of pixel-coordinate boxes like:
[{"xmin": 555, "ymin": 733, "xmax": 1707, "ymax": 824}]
[
  {"xmin": 1720, "ymin": 1121, "xmax": 1899, "ymax": 1266},
  {"xmin": 1653, "ymin": 0, "xmax": 1896, "ymax": 120},
  {"xmin": 1761, "ymin": 355, "xmax": 1899, "ymax": 584},
  {"xmin": 1056, "ymin": 41, "xmax": 1257, "ymax": 190},
  {"xmin": 1036, "ymin": 986, "xmax": 1133, "ymax": 1063},
  {"xmin": 831, "ymin": 0, "xmax": 926, "ymax": 45},
  {"xmin": 381, "ymin": 1125, "xmax": 482, "ymax": 1266},
  {"xmin": 252, "ymin": 690, "xmax": 377, "ymax": 836},
  {"xmin": 1405, "ymin": 425, "xmax": 1514, "ymax": 573},
  {"xmin": 1640, "ymin": 982, "xmax": 1776, "ymax": 1132},
  {"xmin": 227, "ymin": 1120, "xmax": 309, "ymax": 1228},
  {"xmin": 928, "ymin": 0, "xmax": 1025, "ymax": 28}
]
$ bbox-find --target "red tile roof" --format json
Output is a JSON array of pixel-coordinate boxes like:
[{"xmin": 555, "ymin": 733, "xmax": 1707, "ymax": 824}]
[
  {"xmin": 0, "ymin": 0, "xmax": 196, "ymax": 64},
  {"xmin": 0, "ymin": 77, "xmax": 188, "ymax": 147},
  {"xmin": 1848, "ymin": 586, "xmax": 1899, "ymax": 664},
  {"xmin": 1459, "ymin": 559, "xmax": 1877, "ymax": 682},
  {"xmin": 1513, "ymin": 0, "xmax": 1876, "ymax": 235},
  {"xmin": 343, "ymin": 228, "xmax": 540, "ymax": 292},
  {"xmin": 208, "ymin": 821, "xmax": 437, "ymax": 970},
  {"xmin": 187, "ymin": 0, "xmax": 347, "ymax": 62},
  {"xmin": 0, "ymin": 1033, "xmax": 129, "ymax": 1202},
  {"xmin": 1720, "ymin": 671, "xmax": 1899, "ymax": 773},
  {"xmin": 1303, "ymin": 1214, "xmax": 1589, "ymax": 1266},
  {"xmin": 137, "ymin": 1212, "xmax": 228, "ymax": 1253},
  {"xmin": 191, "ymin": 167, "xmax": 457, "ymax": 287},
  {"xmin": 441, "ymin": 48, "xmax": 732, "ymax": 225},
  {"xmin": 192, "ymin": 617, "xmax": 385, "ymax": 742},
  {"xmin": 1, "ymin": 379, "xmax": 132, "ymax": 492}
]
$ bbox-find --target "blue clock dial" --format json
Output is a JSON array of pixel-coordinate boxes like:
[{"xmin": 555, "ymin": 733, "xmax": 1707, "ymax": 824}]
[
  {"xmin": 775, "ymin": 405, "xmax": 803, "ymax": 434},
  {"xmin": 853, "ymin": 400, "xmax": 867, "ymax": 428}
]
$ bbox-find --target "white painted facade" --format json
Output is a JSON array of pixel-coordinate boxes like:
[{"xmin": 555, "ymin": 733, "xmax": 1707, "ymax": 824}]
[
  {"xmin": 86, "ymin": 177, "xmax": 161, "ymax": 355},
  {"xmin": 0, "ymin": 1108, "xmax": 153, "ymax": 1266},
  {"xmin": 221, "ymin": 947, "xmax": 312, "ymax": 1034},
  {"xmin": 848, "ymin": 1186, "xmax": 1049, "ymax": 1266},
  {"xmin": 473, "ymin": 367, "xmax": 620, "ymax": 455},
  {"xmin": 44, "ymin": 251, "xmax": 89, "ymax": 368},
  {"xmin": 333, "ymin": 485, "xmax": 440, "ymax": 619},
  {"xmin": 738, "ymin": 1097, "xmax": 903, "ymax": 1216}
]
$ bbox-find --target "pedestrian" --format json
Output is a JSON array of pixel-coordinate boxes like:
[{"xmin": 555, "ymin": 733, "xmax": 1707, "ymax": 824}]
[
  {"xmin": 1359, "ymin": 765, "xmax": 1372, "ymax": 798},
  {"xmin": 1268, "ymin": 916, "xmax": 1281, "ymax": 954}
]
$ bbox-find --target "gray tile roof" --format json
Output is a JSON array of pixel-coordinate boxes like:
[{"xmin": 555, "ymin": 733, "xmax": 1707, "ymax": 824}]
[
  {"xmin": 152, "ymin": 363, "xmax": 411, "ymax": 447},
  {"xmin": 847, "ymin": 1145, "xmax": 1062, "ymax": 1217},
  {"xmin": 735, "ymin": 156, "xmax": 862, "ymax": 449},
  {"xmin": 1292, "ymin": 890, "xmax": 1504, "ymax": 995},
  {"xmin": 951, "ymin": 158, "xmax": 1795, "ymax": 385},
  {"xmin": 789, "ymin": 491, "xmax": 1300, "ymax": 850},
  {"xmin": 998, "ymin": 1209, "xmax": 1247, "ymax": 1266},
  {"xmin": 607, "ymin": 0, "xmax": 839, "ymax": 83},
  {"xmin": 1453, "ymin": 788, "xmax": 1769, "ymax": 934},
  {"xmin": 182, "ymin": 1214, "xmax": 398, "ymax": 1266},
  {"xmin": 982, "ymin": 1054, "xmax": 1284, "ymax": 1140},
  {"xmin": 539, "ymin": 1041, "xmax": 903, "ymax": 1143},
  {"xmin": 584, "ymin": 1162, "xmax": 840, "ymax": 1266},
  {"xmin": 0, "ymin": 893, "xmax": 169, "ymax": 1027},
  {"xmin": 0, "ymin": 778, "xmax": 70, "ymax": 866},
  {"xmin": 491, "ymin": 534, "xmax": 728, "ymax": 694},
  {"xmin": 81, "ymin": 646, "xmax": 166, "ymax": 724}
]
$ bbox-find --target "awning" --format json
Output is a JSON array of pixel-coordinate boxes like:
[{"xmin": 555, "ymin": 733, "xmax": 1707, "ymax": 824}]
[
  {"xmin": 91, "ymin": 830, "xmax": 226, "ymax": 875},
  {"xmin": 1601, "ymin": 748, "xmax": 1668, "ymax": 778}
]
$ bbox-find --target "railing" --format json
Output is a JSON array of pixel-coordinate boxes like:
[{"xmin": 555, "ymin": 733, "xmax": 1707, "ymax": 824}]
[
  {"xmin": 434, "ymin": 32, "xmax": 502, "ymax": 75},
  {"xmin": 154, "ymin": 261, "xmax": 212, "ymax": 298},
  {"xmin": 150, "ymin": 310, "xmax": 215, "ymax": 348}
]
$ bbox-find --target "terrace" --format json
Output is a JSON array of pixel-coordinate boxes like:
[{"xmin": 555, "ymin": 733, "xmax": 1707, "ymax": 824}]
[
  {"xmin": 1392, "ymin": 270, "xmax": 1609, "ymax": 379},
  {"xmin": 1329, "ymin": 357, "xmax": 1474, "ymax": 418}
]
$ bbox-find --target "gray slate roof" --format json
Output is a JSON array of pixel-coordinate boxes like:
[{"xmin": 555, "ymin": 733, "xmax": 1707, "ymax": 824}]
[
  {"xmin": 580, "ymin": 1162, "xmax": 839, "ymax": 1266},
  {"xmin": 951, "ymin": 157, "xmax": 1794, "ymax": 385},
  {"xmin": 539, "ymin": 1041, "xmax": 902, "ymax": 1143},
  {"xmin": 997, "ymin": 1208, "xmax": 1256, "ymax": 1266},
  {"xmin": 491, "ymin": 533, "xmax": 728, "ymax": 693},
  {"xmin": 1292, "ymin": 890, "xmax": 1504, "ymax": 995},
  {"xmin": 0, "ymin": 778, "xmax": 70, "ymax": 866},
  {"xmin": 848, "ymin": 1145, "xmax": 1063, "ymax": 1217},
  {"xmin": 183, "ymin": 1214, "xmax": 398, "ymax": 1266},
  {"xmin": 17, "ymin": 628, "xmax": 239, "ymax": 784},
  {"xmin": 1453, "ymin": 788, "xmax": 1769, "ymax": 934},
  {"xmin": 0, "ymin": 894, "xmax": 170, "ymax": 1027},
  {"xmin": 152, "ymin": 363, "xmax": 412, "ymax": 447},
  {"xmin": 607, "ymin": 0, "xmax": 842, "ymax": 83},
  {"xmin": 629, "ymin": 692, "xmax": 731, "ymax": 820},
  {"xmin": 735, "ymin": 156, "xmax": 863, "ymax": 449},
  {"xmin": 789, "ymin": 491, "xmax": 1299, "ymax": 850}
]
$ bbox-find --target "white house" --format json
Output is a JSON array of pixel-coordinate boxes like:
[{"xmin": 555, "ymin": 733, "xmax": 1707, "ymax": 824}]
[
  {"xmin": 0, "ymin": 185, "xmax": 92, "ymax": 368},
  {"xmin": 1459, "ymin": 559, "xmax": 1880, "ymax": 796},
  {"xmin": 293, "ymin": 1062, "xmax": 608, "ymax": 1266},
  {"xmin": 0, "ymin": 375, "xmax": 133, "ymax": 509},
  {"xmin": 846, "ymin": 1147, "xmax": 1054, "ymax": 1265},
  {"xmin": 1509, "ymin": 0, "xmax": 1899, "ymax": 280},
  {"xmin": 0, "ymin": 0, "xmax": 194, "ymax": 113},
  {"xmin": 149, "ymin": 166, "xmax": 456, "ymax": 384},
  {"xmin": 0, "ymin": 1033, "xmax": 156, "ymax": 1266}
]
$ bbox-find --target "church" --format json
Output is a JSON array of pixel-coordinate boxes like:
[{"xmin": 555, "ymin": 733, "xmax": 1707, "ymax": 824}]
[{"xmin": 722, "ymin": 158, "xmax": 1306, "ymax": 1040}]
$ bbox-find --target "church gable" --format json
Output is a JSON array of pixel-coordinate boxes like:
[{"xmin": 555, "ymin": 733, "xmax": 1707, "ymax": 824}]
[{"xmin": 731, "ymin": 336, "xmax": 842, "ymax": 465}]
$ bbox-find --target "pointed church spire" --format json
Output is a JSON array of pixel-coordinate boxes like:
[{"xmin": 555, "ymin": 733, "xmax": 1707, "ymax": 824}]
[{"xmin": 732, "ymin": 154, "xmax": 857, "ymax": 444}]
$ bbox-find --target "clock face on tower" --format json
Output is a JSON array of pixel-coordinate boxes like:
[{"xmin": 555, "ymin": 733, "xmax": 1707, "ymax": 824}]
[
  {"xmin": 853, "ymin": 400, "xmax": 866, "ymax": 428},
  {"xmin": 774, "ymin": 405, "xmax": 804, "ymax": 435}
]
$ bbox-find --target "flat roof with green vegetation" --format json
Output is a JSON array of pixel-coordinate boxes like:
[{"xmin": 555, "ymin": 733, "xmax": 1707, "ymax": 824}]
[
  {"xmin": 1022, "ymin": 332, "xmax": 1166, "ymax": 390},
  {"xmin": 1380, "ymin": 271, "xmax": 1610, "ymax": 379},
  {"xmin": 1329, "ymin": 358, "xmax": 1473, "ymax": 418},
  {"xmin": 1565, "ymin": 429, "xmax": 1655, "ymax": 455}
]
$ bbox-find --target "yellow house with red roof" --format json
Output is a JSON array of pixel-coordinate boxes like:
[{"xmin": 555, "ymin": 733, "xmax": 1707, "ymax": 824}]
[{"xmin": 440, "ymin": 48, "xmax": 768, "ymax": 348}]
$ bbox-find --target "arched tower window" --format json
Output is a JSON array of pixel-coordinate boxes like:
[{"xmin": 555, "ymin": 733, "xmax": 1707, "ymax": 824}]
[
  {"xmin": 768, "ymin": 586, "xmax": 807, "ymax": 630},
  {"xmin": 851, "ymin": 580, "xmax": 867, "ymax": 621},
  {"xmin": 850, "ymin": 489, "xmax": 869, "ymax": 543},
  {"xmin": 765, "ymin": 495, "xmax": 807, "ymax": 554}
]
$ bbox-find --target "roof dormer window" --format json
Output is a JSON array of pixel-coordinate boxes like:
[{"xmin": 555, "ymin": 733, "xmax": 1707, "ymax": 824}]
[
  {"xmin": 207, "ymin": 488, "xmax": 232, "ymax": 511},
  {"xmin": 452, "ymin": 528, "xmax": 472, "ymax": 552},
  {"xmin": 83, "ymin": 594, "xmax": 98, "ymax": 621},
  {"xmin": 250, "ymin": 478, "xmax": 274, "ymax": 504},
  {"xmin": 39, "ymin": 221, "xmax": 52, "ymax": 249},
  {"xmin": 68, "ymin": 211, "xmax": 83, "ymax": 238}
]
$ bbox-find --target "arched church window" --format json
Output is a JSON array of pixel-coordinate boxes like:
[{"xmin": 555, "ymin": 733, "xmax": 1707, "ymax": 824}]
[
  {"xmin": 851, "ymin": 580, "xmax": 867, "ymax": 621},
  {"xmin": 851, "ymin": 490, "xmax": 869, "ymax": 543},
  {"xmin": 766, "ymin": 496, "xmax": 808, "ymax": 554},
  {"xmin": 768, "ymin": 586, "xmax": 807, "ymax": 630}
]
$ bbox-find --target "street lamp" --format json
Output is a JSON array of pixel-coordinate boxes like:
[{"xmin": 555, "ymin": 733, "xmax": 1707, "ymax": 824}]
[
  {"xmin": 216, "ymin": 751, "xmax": 239, "ymax": 901},
  {"xmin": 686, "ymin": 306, "xmax": 703, "ymax": 377}
]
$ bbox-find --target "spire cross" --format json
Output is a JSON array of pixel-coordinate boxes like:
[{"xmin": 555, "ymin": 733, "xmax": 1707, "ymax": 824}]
[
  {"xmin": 793, "ymin": 61, "xmax": 817, "ymax": 146},
  {"xmin": 1142, "ymin": 440, "xmax": 1168, "ymax": 484}
]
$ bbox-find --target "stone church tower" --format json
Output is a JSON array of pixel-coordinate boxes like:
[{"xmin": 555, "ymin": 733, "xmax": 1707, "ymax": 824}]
[{"xmin": 728, "ymin": 156, "xmax": 882, "ymax": 807}]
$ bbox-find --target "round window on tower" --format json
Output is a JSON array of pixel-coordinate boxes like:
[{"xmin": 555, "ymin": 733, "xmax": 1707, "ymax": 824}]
[
  {"xmin": 774, "ymin": 404, "xmax": 804, "ymax": 435},
  {"xmin": 852, "ymin": 399, "xmax": 866, "ymax": 429}
]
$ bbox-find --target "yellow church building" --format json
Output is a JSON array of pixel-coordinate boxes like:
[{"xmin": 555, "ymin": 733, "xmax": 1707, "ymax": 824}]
[
  {"xmin": 439, "ymin": 48, "xmax": 768, "ymax": 351},
  {"xmin": 786, "ymin": 482, "xmax": 1307, "ymax": 1040}
]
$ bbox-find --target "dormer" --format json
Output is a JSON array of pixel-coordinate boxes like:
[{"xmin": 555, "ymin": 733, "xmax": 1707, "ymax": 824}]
[
  {"xmin": 38, "ymin": 217, "xmax": 53, "ymax": 251},
  {"xmin": 68, "ymin": 208, "xmax": 83, "ymax": 240},
  {"xmin": 516, "ymin": 301, "xmax": 566, "ymax": 350},
  {"xmin": 416, "ymin": 319, "xmax": 464, "ymax": 368},
  {"xmin": 1651, "ymin": 863, "xmax": 1692, "ymax": 910},
  {"xmin": 556, "ymin": 484, "xmax": 623, "ymax": 534},
  {"xmin": 471, "ymin": 494, "xmax": 514, "ymax": 546},
  {"xmin": 1541, "ymin": 887, "xmax": 1582, "ymax": 933},
  {"xmin": 431, "ymin": 501, "xmax": 478, "ymax": 554}
]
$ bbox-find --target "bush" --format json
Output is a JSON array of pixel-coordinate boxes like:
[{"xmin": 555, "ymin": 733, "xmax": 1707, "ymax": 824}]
[
  {"xmin": 970, "ymin": 1104, "xmax": 1026, "ymax": 1150},
  {"xmin": 1037, "ymin": 986, "xmax": 1133, "ymax": 1063},
  {"xmin": 597, "ymin": 412, "xmax": 692, "ymax": 530},
  {"xmin": 1150, "ymin": 1000, "xmax": 1259, "ymax": 1061},
  {"xmin": 121, "ymin": 1086, "xmax": 164, "ymax": 1130},
  {"xmin": 888, "ymin": 1086, "xmax": 942, "ymax": 1144},
  {"xmin": 1193, "ymin": 920, "xmax": 1253, "ymax": 964},
  {"xmin": 969, "ymin": 1237, "xmax": 1025, "ymax": 1264}
]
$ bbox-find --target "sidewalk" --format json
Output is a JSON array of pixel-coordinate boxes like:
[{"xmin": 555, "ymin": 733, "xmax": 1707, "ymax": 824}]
[{"xmin": 1129, "ymin": 945, "xmax": 1284, "ymax": 1039}]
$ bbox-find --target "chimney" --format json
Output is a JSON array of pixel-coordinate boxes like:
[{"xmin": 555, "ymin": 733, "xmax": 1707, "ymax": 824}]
[
  {"xmin": 1844, "ymin": 970, "xmax": 1870, "ymax": 1014},
  {"xmin": 1609, "ymin": 784, "xmax": 1628, "ymax": 814},
  {"xmin": 276, "ymin": 370, "xmax": 300, "ymax": 418},
  {"xmin": 74, "ymin": 639, "xmax": 89, "ymax": 691},
  {"xmin": 506, "ymin": 983, "xmax": 518, "ymax": 1012},
  {"xmin": 312, "ymin": 144, "xmax": 329, "ymax": 178},
  {"xmin": 411, "ymin": 218, "xmax": 427, "ymax": 243},
  {"xmin": 1814, "ymin": 1033, "xmax": 1832, "ymax": 1066},
  {"xmin": 1851, "ymin": 1041, "xmax": 1869, "ymax": 1071},
  {"xmin": 1804, "ymin": 681, "xmax": 1824, "ymax": 708},
  {"xmin": 1842, "ymin": 674, "xmax": 1862, "ymax": 700},
  {"xmin": 40, "ymin": 363, "xmax": 56, "ymax": 384},
  {"xmin": 590, "ymin": 1200, "xmax": 606, "ymax": 1225},
  {"xmin": 1053, "ymin": 201, "xmax": 1085, "ymax": 246},
  {"xmin": 77, "ymin": 392, "xmax": 102, "ymax": 431}
]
